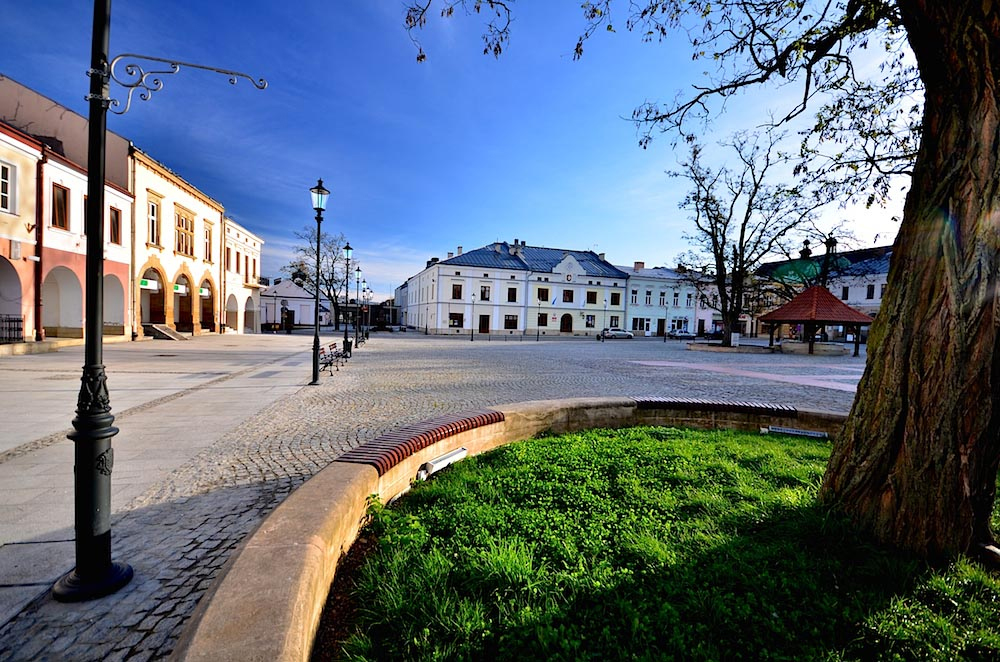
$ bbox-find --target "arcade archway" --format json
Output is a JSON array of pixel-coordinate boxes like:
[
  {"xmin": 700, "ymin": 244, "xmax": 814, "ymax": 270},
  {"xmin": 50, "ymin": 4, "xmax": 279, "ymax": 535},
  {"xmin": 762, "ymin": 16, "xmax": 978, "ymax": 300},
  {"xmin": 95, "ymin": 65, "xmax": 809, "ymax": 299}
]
[{"xmin": 42, "ymin": 266, "xmax": 83, "ymax": 338}]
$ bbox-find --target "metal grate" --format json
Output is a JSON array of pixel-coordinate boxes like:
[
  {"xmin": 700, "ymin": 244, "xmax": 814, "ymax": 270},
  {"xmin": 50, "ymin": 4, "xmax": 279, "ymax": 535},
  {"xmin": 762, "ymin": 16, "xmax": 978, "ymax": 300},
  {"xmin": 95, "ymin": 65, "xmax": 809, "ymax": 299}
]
[{"xmin": 0, "ymin": 314, "xmax": 24, "ymax": 344}]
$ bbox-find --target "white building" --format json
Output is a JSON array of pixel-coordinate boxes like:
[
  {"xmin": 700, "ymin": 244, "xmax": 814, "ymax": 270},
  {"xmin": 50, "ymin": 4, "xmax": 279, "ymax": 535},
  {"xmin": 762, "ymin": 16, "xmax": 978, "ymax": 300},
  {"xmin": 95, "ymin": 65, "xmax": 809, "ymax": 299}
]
[
  {"xmin": 222, "ymin": 218, "xmax": 263, "ymax": 333},
  {"xmin": 398, "ymin": 240, "xmax": 628, "ymax": 337},
  {"xmin": 616, "ymin": 262, "xmax": 715, "ymax": 337},
  {"xmin": 259, "ymin": 278, "xmax": 328, "ymax": 330}
]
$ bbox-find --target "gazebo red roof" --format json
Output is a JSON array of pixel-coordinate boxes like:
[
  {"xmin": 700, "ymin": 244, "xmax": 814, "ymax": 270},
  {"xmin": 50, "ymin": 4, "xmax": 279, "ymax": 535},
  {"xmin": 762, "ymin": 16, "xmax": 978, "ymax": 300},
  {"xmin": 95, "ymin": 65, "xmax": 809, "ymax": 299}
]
[{"xmin": 759, "ymin": 286, "xmax": 873, "ymax": 324}]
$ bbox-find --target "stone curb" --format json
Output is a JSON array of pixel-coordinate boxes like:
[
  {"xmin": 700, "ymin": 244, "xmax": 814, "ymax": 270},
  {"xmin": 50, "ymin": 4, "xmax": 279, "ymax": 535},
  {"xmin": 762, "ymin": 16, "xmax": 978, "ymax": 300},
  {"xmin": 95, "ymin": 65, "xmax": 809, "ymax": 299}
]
[{"xmin": 171, "ymin": 397, "xmax": 847, "ymax": 662}]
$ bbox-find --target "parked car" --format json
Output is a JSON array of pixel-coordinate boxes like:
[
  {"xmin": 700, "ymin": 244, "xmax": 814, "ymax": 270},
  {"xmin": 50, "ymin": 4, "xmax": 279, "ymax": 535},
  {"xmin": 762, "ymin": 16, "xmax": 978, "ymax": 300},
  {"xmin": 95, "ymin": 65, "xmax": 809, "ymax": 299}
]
[
  {"xmin": 601, "ymin": 328, "xmax": 634, "ymax": 339},
  {"xmin": 667, "ymin": 329, "xmax": 696, "ymax": 340}
]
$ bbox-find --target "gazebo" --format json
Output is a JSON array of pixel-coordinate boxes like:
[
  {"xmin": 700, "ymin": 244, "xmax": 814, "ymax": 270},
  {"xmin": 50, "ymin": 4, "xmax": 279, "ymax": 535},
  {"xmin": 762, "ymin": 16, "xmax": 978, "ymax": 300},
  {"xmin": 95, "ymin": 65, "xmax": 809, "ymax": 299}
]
[{"xmin": 759, "ymin": 286, "xmax": 873, "ymax": 356}]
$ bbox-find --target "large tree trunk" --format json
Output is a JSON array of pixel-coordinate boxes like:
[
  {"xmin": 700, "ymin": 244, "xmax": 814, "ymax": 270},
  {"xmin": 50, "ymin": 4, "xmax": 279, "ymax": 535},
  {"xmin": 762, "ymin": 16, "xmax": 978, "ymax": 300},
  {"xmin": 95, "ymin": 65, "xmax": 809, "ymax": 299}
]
[{"xmin": 820, "ymin": 2, "xmax": 1000, "ymax": 559}]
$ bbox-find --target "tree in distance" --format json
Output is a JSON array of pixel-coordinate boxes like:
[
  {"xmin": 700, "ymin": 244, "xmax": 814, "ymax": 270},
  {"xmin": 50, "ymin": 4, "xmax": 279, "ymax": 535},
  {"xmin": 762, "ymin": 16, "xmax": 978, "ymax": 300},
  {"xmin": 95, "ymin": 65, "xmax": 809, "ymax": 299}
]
[{"xmin": 283, "ymin": 228, "xmax": 353, "ymax": 331}]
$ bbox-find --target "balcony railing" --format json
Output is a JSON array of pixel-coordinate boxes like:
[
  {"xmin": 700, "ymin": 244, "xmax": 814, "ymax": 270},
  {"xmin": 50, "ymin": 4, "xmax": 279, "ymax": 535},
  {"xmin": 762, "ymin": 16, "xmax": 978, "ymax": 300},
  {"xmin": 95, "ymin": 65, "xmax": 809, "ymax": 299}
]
[{"xmin": 0, "ymin": 314, "xmax": 24, "ymax": 344}]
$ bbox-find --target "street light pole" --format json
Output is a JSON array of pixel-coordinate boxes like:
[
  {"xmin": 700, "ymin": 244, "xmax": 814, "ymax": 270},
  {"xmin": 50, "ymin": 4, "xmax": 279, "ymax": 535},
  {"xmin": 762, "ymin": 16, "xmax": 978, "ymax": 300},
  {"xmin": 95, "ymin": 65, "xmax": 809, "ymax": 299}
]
[
  {"xmin": 53, "ymin": 0, "xmax": 266, "ymax": 604},
  {"xmin": 53, "ymin": 0, "xmax": 134, "ymax": 602},
  {"xmin": 355, "ymin": 266, "xmax": 361, "ymax": 347},
  {"xmin": 602, "ymin": 298, "xmax": 607, "ymax": 342},
  {"xmin": 308, "ymin": 180, "xmax": 329, "ymax": 386},
  {"xmin": 342, "ymin": 243, "xmax": 351, "ymax": 348},
  {"xmin": 536, "ymin": 300, "xmax": 540, "ymax": 341},
  {"xmin": 358, "ymin": 278, "xmax": 368, "ymax": 340}
]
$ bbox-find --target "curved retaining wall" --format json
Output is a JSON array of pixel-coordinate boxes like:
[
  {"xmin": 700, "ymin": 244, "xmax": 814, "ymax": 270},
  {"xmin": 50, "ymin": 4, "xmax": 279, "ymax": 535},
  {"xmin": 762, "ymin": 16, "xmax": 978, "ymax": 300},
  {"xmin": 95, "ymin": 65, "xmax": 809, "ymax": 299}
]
[{"xmin": 172, "ymin": 397, "xmax": 847, "ymax": 661}]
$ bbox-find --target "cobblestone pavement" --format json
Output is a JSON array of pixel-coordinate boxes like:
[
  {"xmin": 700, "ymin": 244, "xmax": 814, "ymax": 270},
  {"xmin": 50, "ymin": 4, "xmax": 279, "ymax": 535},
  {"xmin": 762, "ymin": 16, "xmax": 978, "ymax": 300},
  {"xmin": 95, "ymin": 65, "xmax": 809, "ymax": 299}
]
[{"xmin": 0, "ymin": 334, "xmax": 864, "ymax": 660}]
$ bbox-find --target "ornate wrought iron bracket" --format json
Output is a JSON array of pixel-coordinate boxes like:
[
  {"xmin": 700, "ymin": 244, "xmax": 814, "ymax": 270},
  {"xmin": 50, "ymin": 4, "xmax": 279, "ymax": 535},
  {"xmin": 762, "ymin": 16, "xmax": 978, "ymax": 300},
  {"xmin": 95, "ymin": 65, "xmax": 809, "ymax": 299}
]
[{"xmin": 87, "ymin": 53, "xmax": 267, "ymax": 115}]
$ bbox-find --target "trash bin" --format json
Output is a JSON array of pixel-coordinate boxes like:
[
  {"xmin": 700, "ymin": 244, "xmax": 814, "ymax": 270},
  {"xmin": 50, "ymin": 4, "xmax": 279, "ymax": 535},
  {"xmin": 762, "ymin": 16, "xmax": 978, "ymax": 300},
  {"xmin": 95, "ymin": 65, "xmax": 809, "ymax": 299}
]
[{"xmin": 344, "ymin": 339, "xmax": 352, "ymax": 357}]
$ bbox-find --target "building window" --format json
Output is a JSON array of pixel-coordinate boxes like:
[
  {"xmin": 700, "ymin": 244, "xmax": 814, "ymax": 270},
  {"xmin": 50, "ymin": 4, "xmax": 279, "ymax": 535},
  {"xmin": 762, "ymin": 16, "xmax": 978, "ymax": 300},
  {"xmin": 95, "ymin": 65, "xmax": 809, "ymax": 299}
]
[
  {"xmin": 504, "ymin": 315, "xmax": 517, "ymax": 329},
  {"xmin": 225, "ymin": 247, "xmax": 231, "ymax": 271},
  {"xmin": 585, "ymin": 314, "xmax": 595, "ymax": 328},
  {"xmin": 148, "ymin": 199, "xmax": 161, "ymax": 245},
  {"xmin": 204, "ymin": 226, "xmax": 213, "ymax": 261},
  {"xmin": 686, "ymin": 293, "xmax": 694, "ymax": 307},
  {"xmin": 673, "ymin": 292, "xmax": 680, "ymax": 307},
  {"xmin": 610, "ymin": 292, "xmax": 621, "ymax": 306},
  {"xmin": 452, "ymin": 283, "xmax": 463, "ymax": 300},
  {"xmin": 630, "ymin": 289, "xmax": 638, "ymax": 304},
  {"xmin": 507, "ymin": 287, "xmax": 517, "ymax": 303},
  {"xmin": 109, "ymin": 207, "xmax": 122, "ymax": 245},
  {"xmin": 609, "ymin": 315, "xmax": 620, "ymax": 328},
  {"xmin": 538, "ymin": 287, "xmax": 549, "ymax": 302},
  {"xmin": 52, "ymin": 183, "xmax": 69, "ymax": 230},
  {"xmin": 0, "ymin": 161, "xmax": 14, "ymax": 213},
  {"xmin": 252, "ymin": 258, "xmax": 257, "ymax": 279},
  {"xmin": 480, "ymin": 285, "xmax": 490, "ymax": 301},
  {"xmin": 236, "ymin": 251, "xmax": 241, "ymax": 274},
  {"xmin": 866, "ymin": 284, "xmax": 875, "ymax": 299},
  {"xmin": 841, "ymin": 286, "xmax": 850, "ymax": 300},
  {"xmin": 587, "ymin": 291, "xmax": 597, "ymax": 305},
  {"xmin": 562, "ymin": 289, "xmax": 574, "ymax": 303},
  {"xmin": 175, "ymin": 209, "xmax": 194, "ymax": 256},
  {"xmin": 449, "ymin": 312, "xmax": 464, "ymax": 328},
  {"xmin": 659, "ymin": 292, "xmax": 666, "ymax": 306},
  {"xmin": 537, "ymin": 312, "xmax": 548, "ymax": 327},
  {"xmin": 645, "ymin": 290, "xmax": 652, "ymax": 305}
]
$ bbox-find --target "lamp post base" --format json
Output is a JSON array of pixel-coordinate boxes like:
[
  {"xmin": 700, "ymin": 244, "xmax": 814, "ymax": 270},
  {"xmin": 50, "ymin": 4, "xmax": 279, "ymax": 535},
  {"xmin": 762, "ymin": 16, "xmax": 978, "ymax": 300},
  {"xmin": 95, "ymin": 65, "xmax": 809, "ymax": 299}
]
[{"xmin": 52, "ymin": 561, "xmax": 133, "ymax": 603}]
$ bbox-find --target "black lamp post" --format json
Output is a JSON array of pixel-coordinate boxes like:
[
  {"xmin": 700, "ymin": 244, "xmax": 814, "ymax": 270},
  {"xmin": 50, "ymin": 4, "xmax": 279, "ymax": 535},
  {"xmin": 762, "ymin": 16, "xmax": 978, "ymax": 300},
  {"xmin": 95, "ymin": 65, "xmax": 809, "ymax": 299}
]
[
  {"xmin": 342, "ymin": 242, "xmax": 351, "ymax": 346},
  {"xmin": 52, "ymin": 0, "xmax": 134, "ymax": 602},
  {"xmin": 664, "ymin": 300, "xmax": 669, "ymax": 342},
  {"xmin": 602, "ymin": 298, "xmax": 607, "ymax": 342},
  {"xmin": 355, "ymin": 266, "xmax": 361, "ymax": 346},
  {"xmin": 308, "ymin": 179, "xmax": 329, "ymax": 386},
  {"xmin": 52, "ymin": 0, "xmax": 265, "ymax": 604},
  {"xmin": 361, "ymin": 279, "xmax": 368, "ymax": 337},
  {"xmin": 536, "ymin": 299, "xmax": 541, "ymax": 341}
]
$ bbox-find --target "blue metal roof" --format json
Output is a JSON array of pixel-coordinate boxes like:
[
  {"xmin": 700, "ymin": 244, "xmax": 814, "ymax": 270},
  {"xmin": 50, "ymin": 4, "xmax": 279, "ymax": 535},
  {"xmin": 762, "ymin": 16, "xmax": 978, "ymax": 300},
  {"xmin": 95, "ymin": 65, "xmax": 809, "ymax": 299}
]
[{"xmin": 440, "ymin": 242, "xmax": 628, "ymax": 279}]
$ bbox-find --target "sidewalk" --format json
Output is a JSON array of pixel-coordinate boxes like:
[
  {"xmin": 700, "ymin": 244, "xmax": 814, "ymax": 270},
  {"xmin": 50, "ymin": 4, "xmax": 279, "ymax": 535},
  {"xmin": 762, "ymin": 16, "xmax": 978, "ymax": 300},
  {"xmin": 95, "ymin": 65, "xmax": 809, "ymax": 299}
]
[{"xmin": 0, "ymin": 332, "xmax": 316, "ymax": 633}]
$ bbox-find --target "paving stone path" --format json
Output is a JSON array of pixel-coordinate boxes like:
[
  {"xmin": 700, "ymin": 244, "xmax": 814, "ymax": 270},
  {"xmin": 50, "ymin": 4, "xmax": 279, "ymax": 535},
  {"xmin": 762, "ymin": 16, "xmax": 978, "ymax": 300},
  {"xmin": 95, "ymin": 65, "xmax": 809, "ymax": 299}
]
[{"xmin": 0, "ymin": 334, "xmax": 861, "ymax": 660}]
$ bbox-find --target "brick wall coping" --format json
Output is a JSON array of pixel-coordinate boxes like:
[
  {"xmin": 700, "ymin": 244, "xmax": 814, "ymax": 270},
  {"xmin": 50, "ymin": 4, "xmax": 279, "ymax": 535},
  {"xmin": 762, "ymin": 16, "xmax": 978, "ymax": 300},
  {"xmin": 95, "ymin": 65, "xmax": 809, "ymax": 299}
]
[{"xmin": 172, "ymin": 397, "xmax": 847, "ymax": 661}]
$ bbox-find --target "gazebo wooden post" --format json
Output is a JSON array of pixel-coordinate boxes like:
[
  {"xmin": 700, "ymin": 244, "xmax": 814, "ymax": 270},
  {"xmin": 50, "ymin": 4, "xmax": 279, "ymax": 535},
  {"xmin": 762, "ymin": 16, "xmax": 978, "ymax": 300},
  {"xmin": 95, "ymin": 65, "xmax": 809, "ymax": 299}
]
[
  {"xmin": 768, "ymin": 324, "xmax": 775, "ymax": 347},
  {"xmin": 806, "ymin": 322, "xmax": 815, "ymax": 355},
  {"xmin": 853, "ymin": 324, "xmax": 861, "ymax": 357}
]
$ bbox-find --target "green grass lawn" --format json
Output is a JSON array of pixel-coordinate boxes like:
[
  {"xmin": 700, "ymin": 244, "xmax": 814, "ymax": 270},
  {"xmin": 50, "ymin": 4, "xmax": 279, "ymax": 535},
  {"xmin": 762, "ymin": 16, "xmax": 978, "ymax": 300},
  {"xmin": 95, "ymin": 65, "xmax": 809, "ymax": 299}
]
[{"xmin": 328, "ymin": 427, "xmax": 1000, "ymax": 660}]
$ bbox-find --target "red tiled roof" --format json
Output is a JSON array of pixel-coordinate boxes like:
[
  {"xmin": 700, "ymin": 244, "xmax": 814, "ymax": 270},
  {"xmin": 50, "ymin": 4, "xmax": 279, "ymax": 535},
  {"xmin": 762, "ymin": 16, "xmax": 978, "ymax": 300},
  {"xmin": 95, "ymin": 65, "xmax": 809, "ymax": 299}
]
[{"xmin": 759, "ymin": 286, "xmax": 873, "ymax": 324}]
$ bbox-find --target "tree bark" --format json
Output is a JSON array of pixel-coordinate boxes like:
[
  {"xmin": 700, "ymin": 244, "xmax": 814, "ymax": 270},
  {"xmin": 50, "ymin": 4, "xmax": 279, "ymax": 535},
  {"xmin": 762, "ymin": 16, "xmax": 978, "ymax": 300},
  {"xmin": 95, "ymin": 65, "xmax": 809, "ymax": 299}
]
[{"xmin": 820, "ymin": 1, "xmax": 1000, "ymax": 558}]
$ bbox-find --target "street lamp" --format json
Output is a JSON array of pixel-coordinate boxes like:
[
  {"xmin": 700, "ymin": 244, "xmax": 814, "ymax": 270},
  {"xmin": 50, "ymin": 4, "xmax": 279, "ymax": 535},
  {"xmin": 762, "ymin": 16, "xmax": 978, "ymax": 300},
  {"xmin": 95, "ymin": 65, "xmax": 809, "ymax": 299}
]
[
  {"xmin": 355, "ymin": 266, "xmax": 361, "ymax": 346},
  {"xmin": 54, "ymin": 0, "xmax": 266, "ymax": 602},
  {"xmin": 308, "ymin": 179, "xmax": 329, "ymax": 386},
  {"xmin": 471, "ymin": 293, "xmax": 476, "ymax": 341},
  {"xmin": 536, "ymin": 298, "xmax": 541, "ymax": 342},
  {"xmin": 342, "ymin": 242, "xmax": 352, "ymax": 347},
  {"xmin": 358, "ymin": 278, "xmax": 368, "ymax": 340},
  {"xmin": 602, "ymin": 298, "xmax": 607, "ymax": 342}
]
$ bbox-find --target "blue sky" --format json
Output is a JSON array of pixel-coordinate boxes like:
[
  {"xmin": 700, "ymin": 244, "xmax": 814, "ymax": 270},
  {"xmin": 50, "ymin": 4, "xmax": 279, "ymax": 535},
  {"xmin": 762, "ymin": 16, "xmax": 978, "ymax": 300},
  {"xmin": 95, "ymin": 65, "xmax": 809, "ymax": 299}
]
[{"xmin": 4, "ymin": 2, "xmax": 901, "ymax": 300}]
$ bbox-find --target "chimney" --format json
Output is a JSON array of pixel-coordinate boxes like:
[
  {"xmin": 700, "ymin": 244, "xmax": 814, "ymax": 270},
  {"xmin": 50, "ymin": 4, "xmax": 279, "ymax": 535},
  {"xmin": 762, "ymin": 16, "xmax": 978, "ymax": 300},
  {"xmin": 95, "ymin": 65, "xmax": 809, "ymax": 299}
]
[
  {"xmin": 634, "ymin": 261, "xmax": 645, "ymax": 270},
  {"xmin": 447, "ymin": 252, "xmax": 454, "ymax": 259},
  {"xmin": 426, "ymin": 257, "xmax": 439, "ymax": 268},
  {"xmin": 457, "ymin": 246, "xmax": 463, "ymax": 255},
  {"xmin": 676, "ymin": 264, "xmax": 687, "ymax": 274},
  {"xmin": 598, "ymin": 253, "xmax": 605, "ymax": 261}
]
